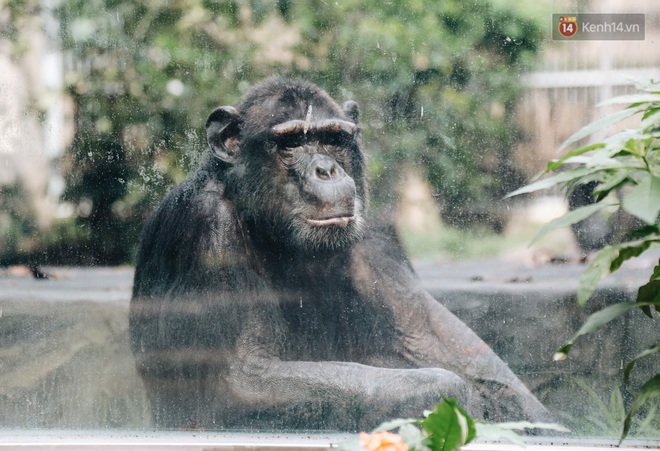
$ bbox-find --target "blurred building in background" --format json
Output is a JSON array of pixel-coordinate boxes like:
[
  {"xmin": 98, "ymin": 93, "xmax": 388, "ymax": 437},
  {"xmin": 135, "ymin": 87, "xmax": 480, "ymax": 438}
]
[{"xmin": 515, "ymin": 0, "xmax": 660, "ymax": 176}]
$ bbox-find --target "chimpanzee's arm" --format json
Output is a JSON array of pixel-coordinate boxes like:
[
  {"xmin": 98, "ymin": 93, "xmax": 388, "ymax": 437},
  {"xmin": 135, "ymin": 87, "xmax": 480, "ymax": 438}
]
[{"xmin": 348, "ymin": 228, "xmax": 553, "ymax": 422}]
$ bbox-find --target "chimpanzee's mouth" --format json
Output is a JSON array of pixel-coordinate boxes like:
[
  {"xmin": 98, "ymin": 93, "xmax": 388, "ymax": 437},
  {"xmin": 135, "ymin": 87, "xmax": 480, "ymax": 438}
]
[{"xmin": 306, "ymin": 215, "xmax": 355, "ymax": 227}]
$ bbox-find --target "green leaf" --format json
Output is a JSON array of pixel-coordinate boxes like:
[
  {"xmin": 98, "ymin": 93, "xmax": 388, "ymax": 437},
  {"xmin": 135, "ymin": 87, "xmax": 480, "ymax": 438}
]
[
  {"xmin": 530, "ymin": 202, "xmax": 616, "ymax": 245},
  {"xmin": 637, "ymin": 279, "xmax": 660, "ymax": 302},
  {"xmin": 475, "ymin": 422, "xmax": 570, "ymax": 445},
  {"xmin": 577, "ymin": 245, "xmax": 620, "ymax": 306},
  {"xmin": 593, "ymin": 172, "xmax": 630, "ymax": 200},
  {"xmin": 554, "ymin": 302, "xmax": 640, "ymax": 359},
  {"xmin": 573, "ymin": 379, "xmax": 619, "ymax": 426},
  {"xmin": 622, "ymin": 175, "xmax": 660, "ymax": 224},
  {"xmin": 373, "ymin": 418, "xmax": 420, "ymax": 432},
  {"xmin": 610, "ymin": 240, "xmax": 655, "ymax": 272},
  {"xmin": 453, "ymin": 403, "xmax": 476, "ymax": 444},
  {"xmin": 398, "ymin": 423, "xmax": 431, "ymax": 451},
  {"xmin": 575, "ymin": 240, "xmax": 658, "ymax": 305},
  {"xmin": 631, "ymin": 79, "xmax": 660, "ymax": 92},
  {"xmin": 597, "ymin": 93, "xmax": 660, "ymax": 107},
  {"xmin": 622, "ymin": 138, "xmax": 644, "ymax": 157},
  {"xmin": 601, "ymin": 127, "xmax": 655, "ymax": 150},
  {"xmin": 637, "ymin": 279, "xmax": 660, "ymax": 317},
  {"xmin": 422, "ymin": 398, "xmax": 476, "ymax": 451},
  {"xmin": 559, "ymin": 108, "xmax": 639, "ymax": 151},
  {"xmin": 624, "ymin": 344, "xmax": 660, "ymax": 383},
  {"xmin": 628, "ymin": 225, "xmax": 660, "ymax": 239},
  {"xmin": 651, "ymin": 260, "xmax": 660, "ymax": 280},
  {"xmin": 621, "ymin": 374, "xmax": 660, "ymax": 444},
  {"xmin": 505, "ymin": 167, "xmax": 595, "ymax": 198},
  {"xmin": 474, "ymin": 423, "xmax": 525, "ymax": 445},
  {"xmin": 546, "ymin": 143, "xmax": 606, "ymax": 172},
  {"xmin": 642, "ymin": 107, "xmax": 660, "ymax": 126}
]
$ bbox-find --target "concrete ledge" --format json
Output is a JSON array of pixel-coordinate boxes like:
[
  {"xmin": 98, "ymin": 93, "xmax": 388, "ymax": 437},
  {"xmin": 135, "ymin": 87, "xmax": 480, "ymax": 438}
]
[{"xmin": 0, "ymin": 430, "xmax": 656, "ymax": 450}]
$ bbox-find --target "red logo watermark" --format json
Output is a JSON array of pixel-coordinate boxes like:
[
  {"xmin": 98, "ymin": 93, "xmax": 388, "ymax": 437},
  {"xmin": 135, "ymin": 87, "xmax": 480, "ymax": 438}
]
[{"xmin": 558, "ymin": 16, "xmax": 578, "ymax": 38}]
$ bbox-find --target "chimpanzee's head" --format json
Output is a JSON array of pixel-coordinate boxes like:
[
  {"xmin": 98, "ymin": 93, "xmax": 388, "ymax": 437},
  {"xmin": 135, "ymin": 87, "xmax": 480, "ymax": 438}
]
[{"xmin": 205, "ymin": 77, "xmax": 367, "ymax": 251}]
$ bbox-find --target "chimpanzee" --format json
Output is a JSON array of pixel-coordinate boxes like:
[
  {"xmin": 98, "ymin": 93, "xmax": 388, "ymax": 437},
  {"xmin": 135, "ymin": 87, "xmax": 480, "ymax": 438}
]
[{"xmin": 130, "ymin": 77, "xmax": 551, "ymax": 431}]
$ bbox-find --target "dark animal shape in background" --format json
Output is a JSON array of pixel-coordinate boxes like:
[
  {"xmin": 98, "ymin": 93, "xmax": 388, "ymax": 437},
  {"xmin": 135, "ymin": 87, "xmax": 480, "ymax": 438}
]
[{"xmin": 129, "ymin": 77, "xmax": 551, "ymax": 431}]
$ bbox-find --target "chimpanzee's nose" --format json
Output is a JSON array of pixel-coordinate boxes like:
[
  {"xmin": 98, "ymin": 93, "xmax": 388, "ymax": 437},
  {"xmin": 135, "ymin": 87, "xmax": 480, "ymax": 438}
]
[
  {"xmin": 303, "ymin": 154, "xmax": 355, "ymax": 210},
  {"xmin": 312, "ymin": 157, "xmax": 345, "ymax": 182}
]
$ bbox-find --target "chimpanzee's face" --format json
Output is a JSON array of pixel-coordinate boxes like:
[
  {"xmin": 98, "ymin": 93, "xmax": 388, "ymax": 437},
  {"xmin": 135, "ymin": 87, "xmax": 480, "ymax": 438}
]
[
  {"xmin": 205, "ymin": 81, "xmax": 367, "ymax": 251},
  {"xmin": 264, "ymin": 113, "xmax": 365, "ymax": 250}
]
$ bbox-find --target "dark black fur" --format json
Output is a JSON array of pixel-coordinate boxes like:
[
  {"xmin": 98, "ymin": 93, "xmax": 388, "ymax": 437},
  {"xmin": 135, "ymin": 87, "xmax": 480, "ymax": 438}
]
[{"xmin": 130, "ymin": 77, "xmax": 551, "ymax": 431}]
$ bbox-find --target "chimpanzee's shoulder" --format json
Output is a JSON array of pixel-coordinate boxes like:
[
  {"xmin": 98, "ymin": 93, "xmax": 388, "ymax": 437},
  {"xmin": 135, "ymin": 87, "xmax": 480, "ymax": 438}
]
[{"xmin": 158, "ymin": 163, "xmax": 229, "ymax": 208}]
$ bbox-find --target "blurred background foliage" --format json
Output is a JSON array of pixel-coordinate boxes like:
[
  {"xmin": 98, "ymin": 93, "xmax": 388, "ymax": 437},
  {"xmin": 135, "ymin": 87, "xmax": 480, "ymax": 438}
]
[{"xmin": 2, "ymin": 0, "xmax": 542, "ymax": 265}]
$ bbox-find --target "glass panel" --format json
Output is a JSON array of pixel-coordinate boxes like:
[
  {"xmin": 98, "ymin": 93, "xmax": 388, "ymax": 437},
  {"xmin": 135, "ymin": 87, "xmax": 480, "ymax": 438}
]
[{"xmin": 1, "ymin": 0, "xmax": 658, "ymax": 446}]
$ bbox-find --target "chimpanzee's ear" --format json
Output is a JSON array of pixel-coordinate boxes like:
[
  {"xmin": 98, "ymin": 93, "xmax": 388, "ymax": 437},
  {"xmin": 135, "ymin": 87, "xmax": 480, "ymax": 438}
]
[
  {"xmin": 342, "ymin": 100, "xmax": 360, "ymax": 124},
  {"xmin": 206, "ymin": 106, "xmax": 241, "ymax": 163}
]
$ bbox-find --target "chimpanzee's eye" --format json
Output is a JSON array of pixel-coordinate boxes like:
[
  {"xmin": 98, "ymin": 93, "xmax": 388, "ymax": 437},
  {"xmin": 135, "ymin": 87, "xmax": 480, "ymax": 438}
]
[
  {"xmin": 278, "ymin": 146, "xmax": 303, "ymax": 161},
  {"xmin": 319, "ymin": 144, "xmax": 347, "ymax": 163},
  {"xmin": 274, "ymin": 132, "xmax": 306, "ymax": 150},
  {"xmin": 317, "ymin": 130, "xmax": 355, "ymax": 147},
  {"xmin": 334, "ymin": 146, "xmax": 348, "ymax": 162}
]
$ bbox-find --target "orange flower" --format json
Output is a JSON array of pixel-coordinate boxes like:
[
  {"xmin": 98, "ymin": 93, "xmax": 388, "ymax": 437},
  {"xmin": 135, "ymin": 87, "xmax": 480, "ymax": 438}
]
[{"xmin": 359, "ymin": 431, "xmax": 408, "ymax": 451}]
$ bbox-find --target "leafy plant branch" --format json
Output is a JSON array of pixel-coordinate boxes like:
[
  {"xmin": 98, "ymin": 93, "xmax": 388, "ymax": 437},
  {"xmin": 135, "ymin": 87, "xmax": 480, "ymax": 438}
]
[
  {"xmin": 336, "ymin": 398, "xmax": 567, "ymax": 451},
  {"xmin": 507, "ymin": 80, "xmax": 660, "ymax": 443}
]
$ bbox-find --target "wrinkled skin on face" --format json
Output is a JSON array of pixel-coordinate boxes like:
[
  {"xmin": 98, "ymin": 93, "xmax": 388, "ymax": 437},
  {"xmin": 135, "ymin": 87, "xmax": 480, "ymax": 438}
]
[{"xmin": 129, "ymin": 77, "xmax": 553, "ymax": 431}]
